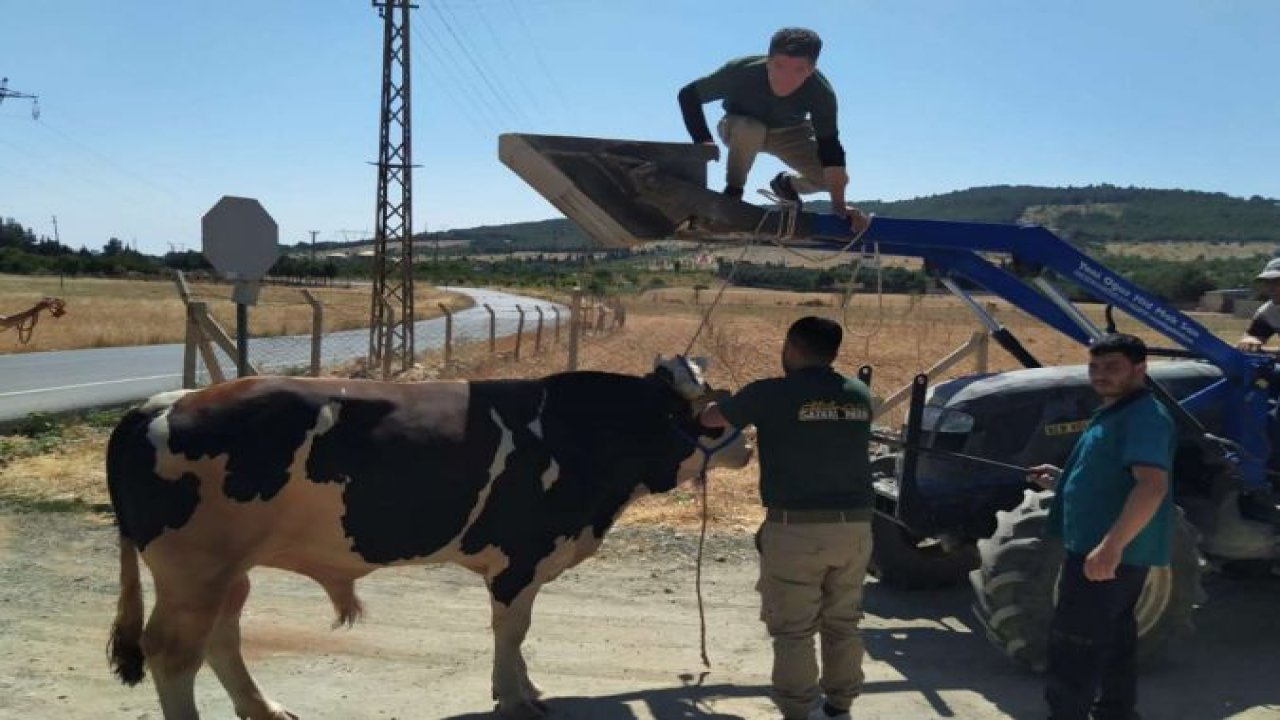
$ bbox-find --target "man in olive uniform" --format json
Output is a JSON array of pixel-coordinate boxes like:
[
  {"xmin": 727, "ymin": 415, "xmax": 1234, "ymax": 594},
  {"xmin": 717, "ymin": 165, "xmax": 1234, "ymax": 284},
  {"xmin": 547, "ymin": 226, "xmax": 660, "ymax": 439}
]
[
  {"xmin": 678, "ymin": 28, "xmax": 868, "ymax": 230},
  {"xmin": 699, "ymin": 316, "xmax": 873, "ymax": 720}
]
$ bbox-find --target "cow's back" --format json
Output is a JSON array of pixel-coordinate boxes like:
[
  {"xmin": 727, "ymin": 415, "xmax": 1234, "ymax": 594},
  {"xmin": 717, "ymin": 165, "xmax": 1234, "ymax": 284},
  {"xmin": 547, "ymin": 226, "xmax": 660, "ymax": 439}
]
[{"xmin": 106, "ymin": 378, "xmax": 543, "ymax": 570}]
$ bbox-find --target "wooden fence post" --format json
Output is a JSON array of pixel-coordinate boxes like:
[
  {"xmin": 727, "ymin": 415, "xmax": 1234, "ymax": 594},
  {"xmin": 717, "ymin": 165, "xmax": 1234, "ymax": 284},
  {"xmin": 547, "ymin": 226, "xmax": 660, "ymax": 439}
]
[
  {"xmin": 439, "ymin": 302, "xmax": 453, "ymax": 366},
  {"xmin": 552, "ymin": 307, "xmax": 561, "ymax": 344},
  {"xmin": 183, "ymin": 302, "xmax": 199, "ymax": 389},
  {"xmin": 567, "ymin": 290, "xmax": 583, "ymax": 371},
  {"xmin": 514, "ymin": 305, "xmax": 526, "ymax": 361},
  {"xmin": 874, "ymin": 331, "xmax": 985, "ymax": 420},
  {"xmin": 534, "ymin": 306, "xmax": 544, "ymax": 354},
  {"xmin": 301, "ymin": 289, "xmax": 324, "ymax": 377},
  {"xmin": 173, "ymin": 270, "xmax": 193, "ymax": 304},
  {"xmin": 188, "ymin": 302, "xmax": 226, "ymax": 385},
  {"xmin": 484, "ymin": 304, "xmax": 497, "ymax": 354}
]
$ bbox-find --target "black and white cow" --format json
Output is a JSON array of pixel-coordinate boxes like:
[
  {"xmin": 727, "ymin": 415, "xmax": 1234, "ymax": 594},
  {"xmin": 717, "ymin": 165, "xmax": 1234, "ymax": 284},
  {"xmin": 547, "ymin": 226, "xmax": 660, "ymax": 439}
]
[{"xmin": 106, "ymin": 357, "xmax": 750, "ymax": 720}]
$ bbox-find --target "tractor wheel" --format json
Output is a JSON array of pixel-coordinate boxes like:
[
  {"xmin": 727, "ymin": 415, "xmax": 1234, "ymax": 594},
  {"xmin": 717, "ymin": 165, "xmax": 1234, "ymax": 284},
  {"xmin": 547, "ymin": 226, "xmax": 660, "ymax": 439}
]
[
  {"xmin": 970, "ymin": 489, "xmax": 1203, "ymax": 671},
  {"xmin": 870, "ymin": 513, "xmax": 980, "ymax": 590}
]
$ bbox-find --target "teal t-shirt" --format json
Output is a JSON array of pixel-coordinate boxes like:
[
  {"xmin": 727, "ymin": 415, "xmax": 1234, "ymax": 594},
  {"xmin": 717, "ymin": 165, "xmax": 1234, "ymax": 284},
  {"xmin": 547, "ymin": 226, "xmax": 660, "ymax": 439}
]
[
  {"xmin": 1047, "ymin": 389, "xmax": 1176, "ymax": 566},
  {"xmin": 716, "ymin": 366, "xmax": 872, "ymax": 511}
]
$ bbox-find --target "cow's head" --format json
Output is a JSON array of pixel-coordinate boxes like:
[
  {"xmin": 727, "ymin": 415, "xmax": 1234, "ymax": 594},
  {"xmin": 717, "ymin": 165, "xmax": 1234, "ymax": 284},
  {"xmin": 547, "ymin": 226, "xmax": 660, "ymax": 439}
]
[{"xmin": 647, "ymin": 355, "xmax": 753, "ymax": 490}]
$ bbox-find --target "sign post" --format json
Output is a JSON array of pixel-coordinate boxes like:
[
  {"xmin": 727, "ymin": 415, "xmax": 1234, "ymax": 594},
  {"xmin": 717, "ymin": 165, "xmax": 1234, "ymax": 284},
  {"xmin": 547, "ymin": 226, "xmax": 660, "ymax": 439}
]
[{"xmin": 201, "ymin": 196, "xmax": 280, "ymax": 378}]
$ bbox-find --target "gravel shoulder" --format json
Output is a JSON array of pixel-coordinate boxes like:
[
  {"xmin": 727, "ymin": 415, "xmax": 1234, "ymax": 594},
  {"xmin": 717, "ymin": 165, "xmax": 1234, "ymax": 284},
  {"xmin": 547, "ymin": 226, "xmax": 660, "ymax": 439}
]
[{"xmin": 1, "ymin": 507, "xmax": 1279, "ymax": 719}]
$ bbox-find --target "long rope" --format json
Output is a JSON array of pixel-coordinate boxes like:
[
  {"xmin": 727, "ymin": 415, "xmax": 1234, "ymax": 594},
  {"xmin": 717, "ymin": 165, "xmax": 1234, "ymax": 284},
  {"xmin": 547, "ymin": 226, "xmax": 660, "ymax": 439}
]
[
  {"xmin": 683, "ymin": 237, "xmax": 755, "ymax": 357},
  {"xmin": 840, "ymin": 241, "xmax": 886, "ymax": 340},
  {"xmin": 695, "ymin": 465, "xmax": 712, "ymax": 668}
]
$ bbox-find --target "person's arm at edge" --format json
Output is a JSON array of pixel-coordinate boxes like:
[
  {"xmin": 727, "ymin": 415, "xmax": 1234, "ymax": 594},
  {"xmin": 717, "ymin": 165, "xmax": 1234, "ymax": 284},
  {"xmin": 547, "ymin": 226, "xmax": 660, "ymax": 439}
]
[{"xmin": 1238, "ymin": 315, "xmax": 1274, "ymax": 351}]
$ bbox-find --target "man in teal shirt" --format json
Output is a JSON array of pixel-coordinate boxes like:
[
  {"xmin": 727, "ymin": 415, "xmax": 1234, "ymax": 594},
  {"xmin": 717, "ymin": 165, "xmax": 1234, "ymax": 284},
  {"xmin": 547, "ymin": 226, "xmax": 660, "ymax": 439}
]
[
  {"xmin": 700, "ymin": 316, "xmax": 873, "ymax": 720},
  {"xmin": 1028, "ymin": 333, "xmax": 1176, "ymax": 720},
  {"xmin": 678, "ymin": 28, "xmax": 868, "ymax": 230}
]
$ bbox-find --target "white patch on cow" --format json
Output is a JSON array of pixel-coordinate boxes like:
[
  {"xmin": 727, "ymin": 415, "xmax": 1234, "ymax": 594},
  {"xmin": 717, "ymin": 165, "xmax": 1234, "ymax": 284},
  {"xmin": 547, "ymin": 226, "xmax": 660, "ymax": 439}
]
[
  {"xmin": 487, "ymin": 408, "xmax": 515, "ymax": 482},
  {"xmin": 527, "ymin": 389, "xmax": 548, "ymax": 438},
  {"xmin": 140, "ymin": 390, "xmax": 194, "ymax": 455},
  {"xmin": 145, "ymin": 407, "xmax": 179, "ymax": 454},
  {"xmin": 312, "ymin": 401, "xmax": 341, "ymax": 436},
  {"xmin": 654, "ymin": 355, "xmax": 708, "ymax": 401},
  {"xmin": 540, "ymin": 458, "xmax": 560, "ymax": 491},
  {"xmin": 139, "ymin": 389, "xmax": 193, "ymax": 414}
]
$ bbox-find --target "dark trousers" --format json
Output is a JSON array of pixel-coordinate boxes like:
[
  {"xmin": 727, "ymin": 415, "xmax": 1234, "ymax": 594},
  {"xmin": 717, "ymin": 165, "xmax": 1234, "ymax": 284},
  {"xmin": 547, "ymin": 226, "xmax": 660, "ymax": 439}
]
[{"xmin": 1046, "ymin": 553, "xmax": 1149, "ymax": 720}]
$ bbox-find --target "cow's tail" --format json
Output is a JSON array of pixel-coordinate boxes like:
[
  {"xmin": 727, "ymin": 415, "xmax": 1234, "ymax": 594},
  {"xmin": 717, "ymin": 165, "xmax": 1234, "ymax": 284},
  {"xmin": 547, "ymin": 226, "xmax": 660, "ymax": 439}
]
[
  {"xmin": 106, "ymin": 408, "xmax": 150, "ymax": 686},
  {"xmin": 108, "ymin": 535, "xmax": 147, "ymax": 685}
]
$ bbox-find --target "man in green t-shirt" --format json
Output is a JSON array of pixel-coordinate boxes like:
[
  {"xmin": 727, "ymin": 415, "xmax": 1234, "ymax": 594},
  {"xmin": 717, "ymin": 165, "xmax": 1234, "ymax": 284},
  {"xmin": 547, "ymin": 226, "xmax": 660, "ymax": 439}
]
[
  {"xmin": 699, "ymin": 316, "xmax": 873, "ymax": 720},
  {"xmin": 1027, "ymin": 333, "xmax": 1175, "ymax": 720},
  {"xmin": 678, "ymin": 28, "xmax": 868, "ymax": 230}
]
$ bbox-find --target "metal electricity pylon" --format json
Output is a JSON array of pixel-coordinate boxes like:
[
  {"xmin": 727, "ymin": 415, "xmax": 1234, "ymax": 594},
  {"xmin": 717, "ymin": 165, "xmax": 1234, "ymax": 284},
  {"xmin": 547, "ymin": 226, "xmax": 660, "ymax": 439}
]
[
  {"xmin": 0, "ymin": 77, "xmax": 40, "ymax": 119},
  {"xmin": 367, "ymin": 0, "xmax": 418, "ymax": 376}
]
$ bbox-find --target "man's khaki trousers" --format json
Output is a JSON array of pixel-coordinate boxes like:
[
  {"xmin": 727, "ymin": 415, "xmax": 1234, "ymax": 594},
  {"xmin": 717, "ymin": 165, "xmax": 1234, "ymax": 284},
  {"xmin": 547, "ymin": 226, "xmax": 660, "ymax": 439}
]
[
  {"xmin": 717, "ymin": 114, "xmax": 827, "ymax": 194},
  {"xmin": 757, "ymin": 519, "xmax": 873, "ymax": 719}
]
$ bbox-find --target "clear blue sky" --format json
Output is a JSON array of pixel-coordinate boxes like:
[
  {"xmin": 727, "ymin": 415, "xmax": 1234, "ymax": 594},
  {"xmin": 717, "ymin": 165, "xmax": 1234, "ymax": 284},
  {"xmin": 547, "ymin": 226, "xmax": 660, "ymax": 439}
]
[{"xmin": 3, "ymin": 0, "xmax": 1278, "ymax": 255}]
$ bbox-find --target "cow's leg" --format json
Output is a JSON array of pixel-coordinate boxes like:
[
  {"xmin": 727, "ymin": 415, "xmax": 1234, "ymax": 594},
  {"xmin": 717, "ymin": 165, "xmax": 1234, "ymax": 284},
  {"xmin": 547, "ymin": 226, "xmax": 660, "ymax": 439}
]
[
  {"xmin": 490, "ymin": 584, "xmax": 548, "ymax": 719},
  {"xmin": 141, "ymin": 578, "xmax": 224, "ymax": 720},
  {"xmin": 205, "ymin": 574, "xmax": 297, "ymax": 720}
]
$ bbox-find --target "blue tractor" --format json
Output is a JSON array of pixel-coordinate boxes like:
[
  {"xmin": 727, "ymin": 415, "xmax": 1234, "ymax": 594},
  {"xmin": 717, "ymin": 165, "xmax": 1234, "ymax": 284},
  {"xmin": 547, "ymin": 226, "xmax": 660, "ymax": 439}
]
[{"xmin": 502, "ymin": 134, "xmax": 1280, "ymax": 670}]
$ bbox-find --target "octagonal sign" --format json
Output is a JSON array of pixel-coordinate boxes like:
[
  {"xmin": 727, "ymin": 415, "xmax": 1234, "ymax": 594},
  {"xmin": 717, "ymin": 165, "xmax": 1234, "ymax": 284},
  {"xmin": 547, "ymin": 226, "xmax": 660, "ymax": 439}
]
[{"xmin": 201, "ymin": 196, "xmax": 280, "ymax": 281}]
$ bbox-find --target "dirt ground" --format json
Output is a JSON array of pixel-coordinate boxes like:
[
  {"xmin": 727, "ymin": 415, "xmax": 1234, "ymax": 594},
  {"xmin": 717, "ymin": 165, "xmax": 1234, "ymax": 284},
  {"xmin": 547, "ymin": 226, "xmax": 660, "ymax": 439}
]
[{"xmin": 2, "ymin": 507, "xmax": 1280, "ymax": 720}]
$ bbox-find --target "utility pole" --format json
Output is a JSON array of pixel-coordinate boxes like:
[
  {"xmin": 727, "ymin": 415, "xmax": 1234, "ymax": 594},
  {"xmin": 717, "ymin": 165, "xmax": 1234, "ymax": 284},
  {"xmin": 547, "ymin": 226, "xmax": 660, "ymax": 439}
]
[
  {"xmin": 51, "ymin": 215, "xmax": 60, "ymax": 245},
  {"xmin": 367, "ymin": 0, "xmax": 418, "ymax": 376},
  {"xmin": 309, "ymin": 230, "xmax": 319, "ymax": 263},
  {"xmin": 0, "ymin": 77, "xmax": 40, "ymax": 119}
]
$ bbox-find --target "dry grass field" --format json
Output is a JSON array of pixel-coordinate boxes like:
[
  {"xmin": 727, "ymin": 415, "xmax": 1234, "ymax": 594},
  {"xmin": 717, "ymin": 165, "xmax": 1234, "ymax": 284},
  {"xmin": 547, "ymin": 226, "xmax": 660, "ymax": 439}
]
[
  {"xmin": 1104, "ymin": 240, "xmax": 1275, "ymax": 260},
  {"xmin": 2, "ymin": 285, "xmax": 1248, "ymax": 533},
  {"xmin": 0, "ymin": 274, "xmax": 470, "ymax": 354}
]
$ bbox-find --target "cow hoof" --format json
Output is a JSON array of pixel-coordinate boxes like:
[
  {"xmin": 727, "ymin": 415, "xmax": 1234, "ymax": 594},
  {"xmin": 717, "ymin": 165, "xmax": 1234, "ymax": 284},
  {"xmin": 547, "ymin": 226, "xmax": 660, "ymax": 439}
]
[{"xmin": 495, "ymin": 698, "xmax": 549, "ymax": 719}]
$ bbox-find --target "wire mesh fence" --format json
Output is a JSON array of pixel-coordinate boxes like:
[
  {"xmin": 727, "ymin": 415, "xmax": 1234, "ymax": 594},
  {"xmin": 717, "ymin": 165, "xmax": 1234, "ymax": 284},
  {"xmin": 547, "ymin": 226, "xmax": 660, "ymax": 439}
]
[
  {"xmin": 185, "ymin": 287, "xmax": 622, "ymax": 385},
  {"xmin": 184, "ymin": 283, "xmax": 1009, "ymax": 432}
]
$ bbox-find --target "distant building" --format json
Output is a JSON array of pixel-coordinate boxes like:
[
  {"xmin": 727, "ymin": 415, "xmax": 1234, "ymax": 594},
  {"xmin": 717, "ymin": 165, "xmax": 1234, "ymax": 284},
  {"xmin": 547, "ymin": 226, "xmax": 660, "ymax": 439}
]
[{"xmin": 1198, "ymin": 288, "xmax": 1255, "ymax": 314}]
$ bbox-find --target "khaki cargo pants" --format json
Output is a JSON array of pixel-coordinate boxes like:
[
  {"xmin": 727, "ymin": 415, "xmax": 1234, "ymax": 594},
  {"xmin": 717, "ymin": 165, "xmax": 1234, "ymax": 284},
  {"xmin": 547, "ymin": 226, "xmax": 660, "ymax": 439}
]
[
  {"xmin": 717, "ymin": 114, "xmax": 827, "ymax": 194},
  {"xmin": 757, "ymin": 518, "xmax": 873, "ymax": 719}
]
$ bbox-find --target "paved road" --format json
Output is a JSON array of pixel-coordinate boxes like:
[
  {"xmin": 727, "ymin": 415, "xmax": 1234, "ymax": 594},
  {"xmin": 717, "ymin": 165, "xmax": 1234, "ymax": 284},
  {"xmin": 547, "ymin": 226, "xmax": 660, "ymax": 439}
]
[{"xmin": 0, "ymin": 287, "xmax": 563, "ymax": 423}]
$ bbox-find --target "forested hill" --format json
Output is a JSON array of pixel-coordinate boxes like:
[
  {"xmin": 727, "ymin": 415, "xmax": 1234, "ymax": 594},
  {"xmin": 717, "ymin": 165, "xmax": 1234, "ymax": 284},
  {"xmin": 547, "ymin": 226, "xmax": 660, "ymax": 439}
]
[
  {"xmin": 397, "ymin": 184, "xmax": 1280, "ymax": 252},
  {"xmin": 854, "ymin": 185, "xmax": 1280, "ymax": 245}
]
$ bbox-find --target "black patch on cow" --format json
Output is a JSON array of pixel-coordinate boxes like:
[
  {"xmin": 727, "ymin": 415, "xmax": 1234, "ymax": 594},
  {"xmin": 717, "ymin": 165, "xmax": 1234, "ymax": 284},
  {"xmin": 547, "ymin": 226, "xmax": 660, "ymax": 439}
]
[
  {"xmin": 165, "ymin": 388, "xmax": 320, "ymax": 502},
  {"xmin": 106, "ymin": 407, "xmax": 201, "ymax": 551},
  {"xmin": 308, "ymin": 387, "xmax": 501, "ymax": 564},
  {"xmin": 461, "ymin": 373, "xmax": 698, "ymax": 605}
]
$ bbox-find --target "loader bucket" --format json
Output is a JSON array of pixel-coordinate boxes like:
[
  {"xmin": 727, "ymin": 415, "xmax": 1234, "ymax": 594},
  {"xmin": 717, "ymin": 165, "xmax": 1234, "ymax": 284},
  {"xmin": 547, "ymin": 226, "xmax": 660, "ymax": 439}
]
[{"xmin": 499, "ymin": 133, "xmax": 776, "ymax": 248}]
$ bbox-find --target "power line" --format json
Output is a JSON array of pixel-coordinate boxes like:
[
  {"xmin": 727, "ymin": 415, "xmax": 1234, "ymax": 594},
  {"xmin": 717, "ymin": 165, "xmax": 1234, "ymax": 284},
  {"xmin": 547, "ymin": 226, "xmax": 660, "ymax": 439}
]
[
  {"xmin": 469, "ymin": 1, "xmax": 545, "ymax": 119},
  {"xmin": 428, "ymin": 0, "xmax": 530, "ymax": 127},
  {"xmin": 504, "ymin": 0, "xmax": 571, "ymax": 117},
  {"xmin": 35, "ymin": 118, "xmax": 182, "ymax": 201},
  {"xmin": 411, "ymin": 22, "xmax": 504, "ymax": 133}
]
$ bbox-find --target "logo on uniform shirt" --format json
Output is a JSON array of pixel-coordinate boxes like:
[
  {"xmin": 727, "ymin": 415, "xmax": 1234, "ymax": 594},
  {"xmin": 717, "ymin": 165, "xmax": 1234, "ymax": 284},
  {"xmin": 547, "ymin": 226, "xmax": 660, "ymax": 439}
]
[{"xmin": 798, "ymin": 400, "xmax": 870, "ymax": 422}]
